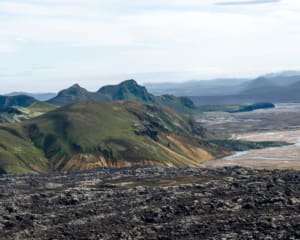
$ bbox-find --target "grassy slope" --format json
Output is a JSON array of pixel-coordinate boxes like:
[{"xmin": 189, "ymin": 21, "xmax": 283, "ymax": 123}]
[
  {"xmin": 0, "ymin": 124, "xmax": 48, "ymax": 174},
  {"xmin": 26, "ymin": 102, "xmax": 57, "ymax": 113},
  {"xmin": 156, "ymin": 95, "xmax": 197, "ymax": 114},
  {"xmin": 0, "ymin": 101, "xmax": 221, "ymax": 173},
  {"xmin": 17, "ymin": 102, "xmax": 57, "ymax": 119}
]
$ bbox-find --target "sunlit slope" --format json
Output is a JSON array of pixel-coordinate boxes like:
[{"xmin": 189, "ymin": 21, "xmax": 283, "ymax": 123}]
[
  {"xmin": 0, "ymin": 124, "xmax": 48, "ymax": 174},
  {"xmin": 0, "ymin": 101, "xmax": 225, "ymax": 173}
]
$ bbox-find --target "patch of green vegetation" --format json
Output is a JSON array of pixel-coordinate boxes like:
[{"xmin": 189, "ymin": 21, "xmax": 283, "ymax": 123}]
[
  {"xmin": 207, "ymin": 139, "xmax": 290, "ymax": 152},
  {"xmin": 229, "ymin": 103, "xmax": 275, "ymax": 113},
  {"xmin": 197, "ymin": 105, "xmax": 243, "ymax": 112},
  {"xmin": 26, "ymin": 102, "xmax": 57, "ymax": 113},
  {"xmin": 197, "ymin": 103, "xmax": 275, "ymax": 113}
]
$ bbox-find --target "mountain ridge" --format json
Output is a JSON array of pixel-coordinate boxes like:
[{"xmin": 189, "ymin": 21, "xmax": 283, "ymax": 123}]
[
  {"xmin": 48, "ymin": 80, "xmax": 196, "ymax": 114},
  {"xmin": 190, "ymin": 76, "xmax": 300, "ymax": 105},
  {"xmin": 0, "ymin": 95, "xmax": 37, "ymax": 109},
  {"xmin": 5, "ymin": 92, "xmax": 56, "ymax": 101}
]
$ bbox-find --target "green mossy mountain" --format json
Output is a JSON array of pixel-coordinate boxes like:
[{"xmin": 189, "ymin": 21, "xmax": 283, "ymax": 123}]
[
  {"xmin": 0, "ymin": 101, "xmax": 226, "ymax": 174},
  {"xmin": 48, "ymin": 80, "xmax": 197, "ymax": 114}
]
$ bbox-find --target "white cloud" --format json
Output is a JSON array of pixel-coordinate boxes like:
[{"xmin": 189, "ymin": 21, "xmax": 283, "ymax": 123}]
[
  {"xmin": 0, "ymin": 0, "xmax": 297, "ymax": 47},
  {"xmin": 0, "ymin": 0, "xmax": 300, "ymax": 91},
  {"xmin": 0, "ymin": 18, "xmax": 135, "ymax": 46}
]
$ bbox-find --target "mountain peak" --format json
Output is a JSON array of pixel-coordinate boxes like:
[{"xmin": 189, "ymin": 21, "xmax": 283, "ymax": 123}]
[
  {"xmin": 120, "ymin": 79, "xmax": 139, "ymax": 86},
  {"xmin": 70, "ymin": 83, "xmax": 82, "ymax": 89},
  {"xmin": 60, "ymin": 84, "xmax": 88, "ymax": 94},
  {"xmin": 48, "ymin": 84, "xmax": 91, "ymax": 106},
  {"xmin": 97, "ymin": 79, "xmax": 155, "ymax": 103}
]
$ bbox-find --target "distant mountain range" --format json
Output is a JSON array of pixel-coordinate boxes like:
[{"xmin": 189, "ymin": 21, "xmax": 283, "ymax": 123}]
[
  {"xmin": 262, "ymin": 70, "xmax": 300, "ymax": 78},
  {"xmin": 146, "ymin": 71, "xmax": 300, "ymax": 98},
  {"xmin": 2, "ymin": 70, "xmax": 300, "ymax": 109},
  {"xmin": 145, "ymin": 78, "xmax": 250, "ymax": 96},
  {"xmin": 191, "ymin": 75, "xmax": 300, "ymax": 105}
]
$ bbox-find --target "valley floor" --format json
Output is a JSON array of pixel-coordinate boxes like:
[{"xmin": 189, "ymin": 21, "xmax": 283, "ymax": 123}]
[
  {"xmin": 1, "ymin": 167, "xmax": 300, "ymax": 240},
  {"xmin": 199, "ymin": 103, "xmax": 300, "ymax": 169},
  {"xmin": 205, "ymin": 130, "xmax": 300, "ymax": 169},
  {"xmin": 197, "ymin": 103, "xmax": 300, "ymax": 135}
]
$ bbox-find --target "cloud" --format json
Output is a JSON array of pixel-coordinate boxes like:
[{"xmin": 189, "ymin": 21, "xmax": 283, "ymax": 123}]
[
  {"xmin": 0, "ymin": 17, "xmax": 135, "ymax": 47},
  {"xmin": 0, "ymin": 0, "xmax": 300, "ymax": 92},
  {"xmin": 215, "ymin": 0, "xmax": 280, "ymax": 5}
]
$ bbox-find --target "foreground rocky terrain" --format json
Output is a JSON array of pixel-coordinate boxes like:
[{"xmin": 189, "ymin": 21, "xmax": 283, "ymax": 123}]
[{"xmin": 1, "ymin": 167, "xmax": 300, "ymax": 239}]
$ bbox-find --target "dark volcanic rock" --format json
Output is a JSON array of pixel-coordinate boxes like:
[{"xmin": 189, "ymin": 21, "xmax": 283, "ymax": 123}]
[{"xmin": 0, "ymin": 167, "xmax": 300, "ymax": 239}]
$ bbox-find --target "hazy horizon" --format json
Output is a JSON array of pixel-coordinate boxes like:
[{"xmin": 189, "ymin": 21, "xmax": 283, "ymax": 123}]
[
  {"xmin": 1, "ymin": 0, "xmax": 300, "ymax": 92},
  {"xmin": 2, "ymin": 69, "xmax": 300, "ymax": 94}
]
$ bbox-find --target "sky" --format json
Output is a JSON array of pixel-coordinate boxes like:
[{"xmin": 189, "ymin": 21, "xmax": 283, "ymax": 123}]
[{"xmin": 0, "ymin": 0, "xmax": 300, "ymax": 93}]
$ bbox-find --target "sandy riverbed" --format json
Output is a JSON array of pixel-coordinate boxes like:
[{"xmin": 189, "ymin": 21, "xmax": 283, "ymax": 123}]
[{"xmin": 204, "ymin": 130, "xmax": 300, "ymax": 169}]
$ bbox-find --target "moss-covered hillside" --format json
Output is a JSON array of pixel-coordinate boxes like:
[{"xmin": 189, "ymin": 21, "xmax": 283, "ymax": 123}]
[{"xmin": 0, "ymin": 101, "xmax": 226, "ymax": 174}]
